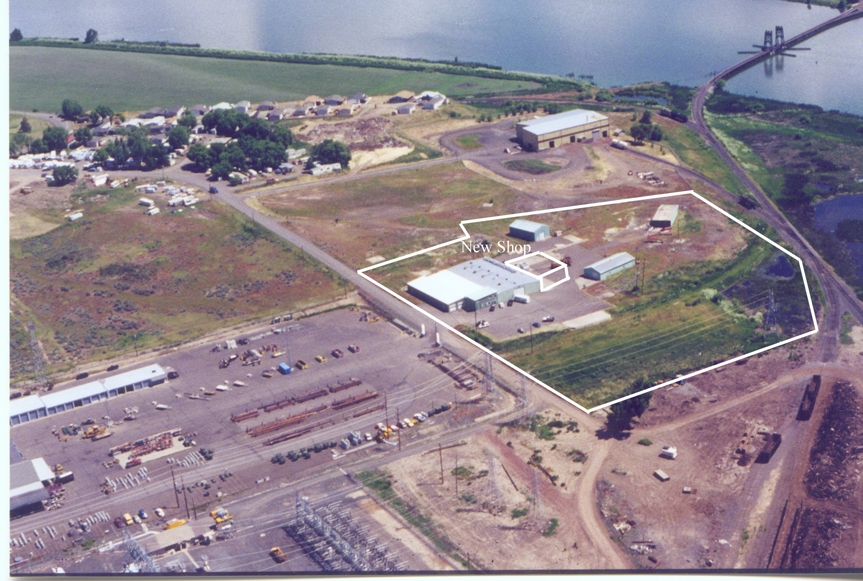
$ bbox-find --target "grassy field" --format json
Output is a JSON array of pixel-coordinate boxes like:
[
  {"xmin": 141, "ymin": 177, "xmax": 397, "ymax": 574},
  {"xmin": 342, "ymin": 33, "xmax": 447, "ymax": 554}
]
[
  {"xmin": 11, "ymin": 47, "xmax": 539, "ymax": 114},
  {"xmin": 10, "ymin": 184, "xmax": 344, "ymax": 383},
  {"xmin": 9, "ymin": 113, "xmax": 51, "ymax": 138},
  {"xmin": 465, "ymin": 234, "xmax": 809, "ymax": 408},
  {"xmin": 454, "ymin": 134, "xmax": 484, "ymax": 150},
  {"xmin": 259, "ymin": 162, "xmax": 522, "ymax": 267},
  {"xmin": 502, "ymin": 159, "xmax": 562, "ymax": 175},
  {"xmin": 661, "ymin": 121, "xmax": 748, "ymax": 196}
]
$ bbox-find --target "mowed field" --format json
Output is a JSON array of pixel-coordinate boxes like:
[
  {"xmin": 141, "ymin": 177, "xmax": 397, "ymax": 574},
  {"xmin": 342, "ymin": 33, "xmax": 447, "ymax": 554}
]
[
  {"xmin": 258, "ymin": 162, "xmax": 527, "ymax": 268},
  {"xmin": 9, "ymin": 184, "xmax": 343, "ymax": 383},
  {"xmin": 11, "ymin": 47, "xmax": 539, "ymax": 114}
]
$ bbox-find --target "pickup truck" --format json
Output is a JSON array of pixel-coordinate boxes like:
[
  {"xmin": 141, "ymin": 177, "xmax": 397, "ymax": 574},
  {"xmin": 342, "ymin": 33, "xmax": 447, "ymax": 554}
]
[{"xmin": 295, "ymin": 360, "xmax": 308, "ymax": 370}]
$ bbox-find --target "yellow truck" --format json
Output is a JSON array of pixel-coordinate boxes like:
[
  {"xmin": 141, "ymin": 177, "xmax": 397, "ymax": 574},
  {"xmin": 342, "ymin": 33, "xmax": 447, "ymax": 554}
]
[
  {"xmin": 123, "ymin": 513, "xmax": 134, "ymax": 526},
  {"xmin": 164, "ymin": 518, "xmax": 186, "ymax": 530},
  {"xmin": 270, "ymin": 547, "xmax": 286, "ymax": 563},
  {"xmin": 210, "ymin": 508, "xmax": 233, "ymax": 524}
]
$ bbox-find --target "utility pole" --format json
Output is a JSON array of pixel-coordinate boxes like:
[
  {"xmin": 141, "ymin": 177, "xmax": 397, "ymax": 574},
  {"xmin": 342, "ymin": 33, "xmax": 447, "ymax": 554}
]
[
  {"xmin": 385, "ymin": 395, "xmax": 389, "ymax": 428},
  {"xmin": 438, "ymin": 444, "xmax": 444, "ymax": 484},
  {"xmin": 171, "ymin": 465, "xmax": 179, "ymax": 508},
  {"xmin": 396, "ymin": 407, "xmax": 401, "ymax": 451},
  {"xmin": 529, "ymin": 325, "xmax": 534, "ymax": 354},
  {"xmin": 181, "ymin": 476, "xmax": 190, "ymax": 520},
  {"xmin": 455, "ymin": 452, "xmax": 459, "ymax": 496}
]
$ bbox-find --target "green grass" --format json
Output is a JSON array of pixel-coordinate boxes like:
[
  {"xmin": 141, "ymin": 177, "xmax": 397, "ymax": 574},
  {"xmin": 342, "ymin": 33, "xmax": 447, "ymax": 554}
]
[
  {"xmin": 9, "ymin": 113, "xmax": 51, "ymax": 138},
  {"xmin": 542, "ymin": 518, "xmax": 560, "ymax": 537},
  {"xmin": 455, "ymin": 134, "xmax": 484, "ymax": 150},
  {"xmin": 503, "ymin": 159, "xmax": 562, "ymax": 175},
  {"xmin": 840, "ymin": 312, "xmax": 855, "ymax": 345},
  {"xmin": 662, "ymin": 121, "xmax": 747, "ymax": 196},
  {"xmin": 497, "ymin": 238, "xmax": 794, "ymax": 407},
  {"xmin": 11, "ymin": 46, "xmax": 538, "ymax": 113}
]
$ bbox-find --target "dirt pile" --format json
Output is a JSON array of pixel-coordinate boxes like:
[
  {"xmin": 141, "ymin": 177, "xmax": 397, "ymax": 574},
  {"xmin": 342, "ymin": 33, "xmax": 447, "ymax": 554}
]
[
  {"xmin": 299, "ymin": 117, "xmax": 408, "ymax": 151},
  {"xmin": 804, "ymin": 381, "xmax": 863, "ymax": 501}
]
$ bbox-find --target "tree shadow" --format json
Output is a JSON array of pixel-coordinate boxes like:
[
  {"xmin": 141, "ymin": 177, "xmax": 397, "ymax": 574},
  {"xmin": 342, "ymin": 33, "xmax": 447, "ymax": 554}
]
[{"xmin": 594, "ymin": 424, "xmax": 633, "ymax": 441}]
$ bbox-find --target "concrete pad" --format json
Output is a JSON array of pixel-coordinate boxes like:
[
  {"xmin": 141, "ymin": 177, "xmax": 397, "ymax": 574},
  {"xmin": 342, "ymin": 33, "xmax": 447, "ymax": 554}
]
[{"xmin": 563, "ymin": 310, "xmax": 611, "ymax": 329}]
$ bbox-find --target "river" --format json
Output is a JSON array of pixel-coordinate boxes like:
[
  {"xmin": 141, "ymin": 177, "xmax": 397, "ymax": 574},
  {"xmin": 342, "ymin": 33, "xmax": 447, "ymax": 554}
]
[{"xmin": 9, "ymin": 0, "xmax": 863, "ymax": 115}]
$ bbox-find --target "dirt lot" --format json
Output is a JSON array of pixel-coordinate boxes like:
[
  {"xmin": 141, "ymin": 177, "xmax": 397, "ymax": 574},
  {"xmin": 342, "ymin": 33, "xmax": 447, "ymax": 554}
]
[{"xmin": 369, "ymin": 413, "xmax": 627, "ymax": 570}]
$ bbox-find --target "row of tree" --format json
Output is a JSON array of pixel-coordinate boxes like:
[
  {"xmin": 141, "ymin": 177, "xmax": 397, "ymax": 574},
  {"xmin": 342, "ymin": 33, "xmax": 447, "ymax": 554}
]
[
  {"xmin": 10, "ymin": 28, "xmax": 98, "ymax": 43},
  {"xmin": 630, "ymin": 110, "xmax": 664, "ymax": 143}
]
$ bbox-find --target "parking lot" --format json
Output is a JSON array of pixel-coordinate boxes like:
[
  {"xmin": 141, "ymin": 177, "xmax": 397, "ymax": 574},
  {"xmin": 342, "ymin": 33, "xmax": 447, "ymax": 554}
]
[
  {"xmin": 428, "ymin": 239, "xmax": 612, "ymax": 341},
  {"xmin": 10, "ymin": 308, "xmax": 480, "ymax": 569}
]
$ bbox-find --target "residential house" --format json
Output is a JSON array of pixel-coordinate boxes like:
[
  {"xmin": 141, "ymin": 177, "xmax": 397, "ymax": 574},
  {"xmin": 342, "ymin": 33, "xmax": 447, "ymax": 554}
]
[
  {"xmin": 324, "ymin": 95, "xmax": 345, "ymax": 106},
  {"xmin": 267, "ymin": 108, "xmax": 286, "ymax": 121},
  {"xmin": 234, "ymin": 100, "xmax": 252, "ymax": 114},
  {"xmin": 189, "ymin": 104, "xmax": 210, "ymax": 116},
  {"xmin": 165, "ymin": 105, "xmax": 186, "ymax": 118},
  {"xmin": 258, "ymin": 101, "xmax": 276, "ymax": 111},
  {"xmin": 397, "ymin": 104, "xmax": 416, "ymax": 115},
  {"xmin": 140, "ymin": 107, "xmax": 168, "ymax": 119},
  {"xmin": 347, "ymin": 92, "xmax": 368, "ymax": 105},
  {"xmin": 389, "ymin": 90, "xmax": 415, "ymax": 103},
  {"xmin": 315, "ymin": 105, "xmax": 332, "ymax": 117}
]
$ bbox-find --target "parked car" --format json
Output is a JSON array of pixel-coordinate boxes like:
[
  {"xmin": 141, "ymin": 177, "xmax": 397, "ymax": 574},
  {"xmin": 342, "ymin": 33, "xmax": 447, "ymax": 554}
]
[
  {"xmin": 138, "ymin": 509, "xmax": 148, "ymax": 520},
  {"xmin": 107, "ymin": 364, "xmax": 119, "ymax": 372},
  {"xmin": 331, "ymin": 349, "xmax": 344, "ymax": 358},
  {"xmin": 114, "ymin": 517, "xmax": 125, "ymax": 528},
  {"xmin": 348, "ymin": 344, "xmax": 360, "ymax": 353},
  {"xmin": 76, "ymin": 372, "xmax": 89, "ymax": 380},
  {"xmin": 209, "ymin": 186, "xmax": 219, "ymax": 194},
  {"xmin": 315, "ymin": 355, "xmax": 327, "ymax": 363},
  {"xmin": 167, "ymin": 371, "xmax": 180, "ymax": 380},
  {"xmin": 154, "ymin": 508, "xmax": 165, "ymax": 518}
]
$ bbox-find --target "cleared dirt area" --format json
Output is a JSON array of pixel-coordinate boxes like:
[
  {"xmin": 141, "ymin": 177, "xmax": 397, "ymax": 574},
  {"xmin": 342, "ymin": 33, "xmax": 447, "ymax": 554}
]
[{"xmin": 368, "ymin": 414, "xmax": 628, "ymax": 570}]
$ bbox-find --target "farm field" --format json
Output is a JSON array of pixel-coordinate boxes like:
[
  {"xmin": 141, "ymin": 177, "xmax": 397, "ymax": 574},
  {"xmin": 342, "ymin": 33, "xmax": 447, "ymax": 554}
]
[
  {"xmin": 257, "ymin": 161, "xmax": 525, "ymax": 268},
  {"xmin": 11, "ymin": 46, "xmax": 539, "ymax": 114},
  {"xmin": 9, "ymin": 182, "xmax": 344, "ymax": 383}
]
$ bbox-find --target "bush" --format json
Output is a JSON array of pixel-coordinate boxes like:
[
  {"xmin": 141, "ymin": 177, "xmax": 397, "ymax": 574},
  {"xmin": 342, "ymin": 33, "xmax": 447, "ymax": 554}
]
[
  {"xmin": 638, "ymin": 438, "xmax": 653, "ymax": 446},
  {"xmin": 511, "ymin": 508, "xmax": 529, "ymax": 519}
]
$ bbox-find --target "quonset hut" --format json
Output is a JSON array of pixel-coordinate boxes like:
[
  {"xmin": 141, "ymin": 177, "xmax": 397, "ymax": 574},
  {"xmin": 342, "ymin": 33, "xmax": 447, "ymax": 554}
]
[
  {"xmin": 583, "ymin": 252, "xmax": 636, "ymax": 281},
  {"xmin": 508, "ymin": 219, "xmax": 550, "ymax": 242},
  {"xmin": 408, "ymin": 258, "xmax": 541, "ymax": 312},
  {"xmin": 516, "ymin": 109, "xmax": 609, "ymax": 151}
]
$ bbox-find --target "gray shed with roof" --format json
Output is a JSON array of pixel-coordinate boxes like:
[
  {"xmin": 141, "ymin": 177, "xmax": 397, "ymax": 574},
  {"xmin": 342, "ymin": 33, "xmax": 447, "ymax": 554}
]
[
  {"xmin": 583, "ymin": 252, "xmax": 636, "ymax": 281},
  {"xmin": 509, "ymin": 219, "xmax": 550, "ymax": 242},
  {"xmin": 516, "ymin": 109, "xmax": 609, "ymax": 151}
]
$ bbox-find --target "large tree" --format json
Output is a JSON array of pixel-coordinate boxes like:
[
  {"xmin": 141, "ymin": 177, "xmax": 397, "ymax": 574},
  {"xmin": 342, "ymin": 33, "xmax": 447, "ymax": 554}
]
[
  {"xmin": 74, "ymin": 127, "xmax": 92, "ymax": 144},
  {"xmin": 166, "ymin": 125, "xmax": 190, "ymax": 150},
  {"xmin": 18, "ymin": 116, "xmax": 31, "ymax": 133},
  {"xmin": 142, "ymin": 144, "xmax": 169, "ymax": 170},
  {"xmin": 61, "ymin": 99, "xmax": 84, "ymax": 120},
  {"xmin": 10, "ymin": 28, "xmax": 23, "ymax": 42},
  {"xmin": 177, "ymin": 112, "xmax": 198, "ymax": 129},
  {"xmin": 606, "ymin": 377, "xmax": 652, "ymax": 431},
  {"xmin": 84, "ymin": 28, "xmax": 98, "ymax": 44},
  {"xmin": 307, "ymin": 139, "xmax": 351, "ymax": 168},
  {"xmin": 52, "ymin": 165, "xmax": 79, "ymax": 186},
  {"xmin": 42, "ymin": 126, "xmax": 69, "ymax": 151}
]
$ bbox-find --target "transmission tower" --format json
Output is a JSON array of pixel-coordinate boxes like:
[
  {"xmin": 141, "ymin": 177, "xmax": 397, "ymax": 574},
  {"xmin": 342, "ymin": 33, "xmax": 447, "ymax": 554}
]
[
  {"xmin": 27, "ymin": 322, "xmax": 48, "ymax": 389},
  {"xmin": 121, "ymin": 527, "xmax": 160, "ymax": 573},
  {"xmin": 483, "ymin": 352, "xmax": 493, "ymax": 394},
  {"xmin": 485, "ymin": 452, "xmax": 501, "ymax": 513},
  {"xmin": 530, "ymin": 467, "xmax": 545, "ymax": 529},
  {"xmin": 766, "ymin": 289, "xmax": 777, "ymax": 330}
]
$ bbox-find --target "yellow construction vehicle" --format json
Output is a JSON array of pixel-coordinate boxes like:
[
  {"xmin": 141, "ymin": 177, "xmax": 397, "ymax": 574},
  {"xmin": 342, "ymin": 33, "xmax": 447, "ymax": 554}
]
[
  {"xmin": 270, "ymin": 547, "xmax": 286, "ymax": 563},
  {"xmin": 210, "ymin": 508, "xmax": 233, "ymax": 524}
]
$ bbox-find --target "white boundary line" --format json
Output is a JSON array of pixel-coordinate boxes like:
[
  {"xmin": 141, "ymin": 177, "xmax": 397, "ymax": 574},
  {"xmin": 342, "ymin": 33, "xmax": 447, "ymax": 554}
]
[
  {"xmin": 357, "ymin": 190, "xmax": 819, "ymax": 415},
  {"xmin": 503, "ymin": 251, "xmax": 571, "ymax": 292}
]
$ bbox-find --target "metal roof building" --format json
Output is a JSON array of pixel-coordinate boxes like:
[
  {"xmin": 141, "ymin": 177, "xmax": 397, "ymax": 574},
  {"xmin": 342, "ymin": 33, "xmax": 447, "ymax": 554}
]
[
  {"xmin": 408, "ymin": 258, "xmax": 541, "ymax": 312},
  {"xmin": 583, "ymin": 252, "xmax": 636, "ymax": 281},
  {"xmin": 10, "ymin": 364, "xmax": 167, "ymax": 426},
  {"xmin": 650, "ymin": 204, "xmax": 680, "ymax": 228},
  {"xmin": 509, "ymin": 219, "xmax": 550, "ymax": 242},
  {"xmin": 516, "ymin": 109, "xmax": 609, "ymax": 151},
  {"xmin": 11, "ymin": 458, "xmax": 54, "ymax": 517}
]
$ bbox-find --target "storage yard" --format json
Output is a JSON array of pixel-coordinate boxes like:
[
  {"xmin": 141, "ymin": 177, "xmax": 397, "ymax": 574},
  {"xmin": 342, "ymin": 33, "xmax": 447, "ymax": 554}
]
[{"xmin": 9, "ymin": 307, "xmax": 512, "ymax": 570}]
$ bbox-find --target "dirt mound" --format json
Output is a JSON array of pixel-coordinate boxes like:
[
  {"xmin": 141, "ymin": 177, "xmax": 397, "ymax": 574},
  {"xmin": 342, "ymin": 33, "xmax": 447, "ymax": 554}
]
[
  {"xmin": 804, "ymin": 381, "xmax": 863, "ymax": 501},
  {"xmin": 299, "ymin": 117, "xmax": 408, "ymax": 151}
]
